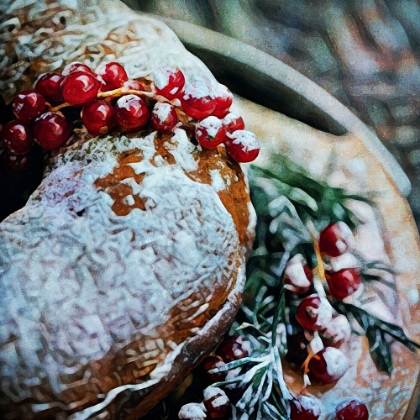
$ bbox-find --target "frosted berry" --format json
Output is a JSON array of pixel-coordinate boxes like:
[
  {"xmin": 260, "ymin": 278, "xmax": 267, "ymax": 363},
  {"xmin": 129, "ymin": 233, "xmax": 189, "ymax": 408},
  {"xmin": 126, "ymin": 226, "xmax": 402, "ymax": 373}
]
[
  {"xmin": 320, "ymin": 314, "xmax": 351, "ymax": 348},
  {"xmin": 308, "ymin": 347, "xmax": 349, "ymax": 384},
  {"xmin": 286, "ymin": 330, "xmax": 309, "ymax": 366},
  {"xmin": 115, "ymin": 95, "xmax": 149, "ymax": 131},
  {"xmin": 295, "ymin": 296, "xmax": 332, "ymax": 331},
  {"xmin": 33, "ymin": 112, "xmax": 70, "ymax": 150},
  {"xmin": 178, "ymin": 402, "xmax": 207, "ymax": 420},
  {"xmin": 203, "ymin": 386, "xmax": 230, "ymax": 419},
  {"xmin": 12, "ymin": 90, "xmax": 46, "ymax": 123},
  {"xmin": 225, "ymin": 130, "xmax": 260, "ymax": 163},
  {"xmin": 62, "ymin": 61, "xmax": 94, "ymax": 76},
  {"xmin": 124, "ymin": 79, "xmax": 147, "ymax": 91},
  {"xmin": 216, "ymin": 335, "xmax": 249, "ymax": 363},
  {"xmin": 153, "ymin": 66, "xmax": 185, "ymax": 100},
  {"xmin": 34, "ymin": 73, "xmax": 65, "ymax": 105},
  {"xmin": 61, "ymin": 71, "xmax": 101, "ymax": 106},
  {"xmin": 96, "ymin": 61, "xmax": 128, "ymax": 91},
  {"xmin": 223, "ymin": 113, "xmax": 245, "ymax": 134},
  {"xmin": 284, "ymin": 254, "xmax": 313, "ymax": 294},
  {"xmin": 151, "ymin": 102, "xmax": 178, "ymax": 131},
  {"xmin": 211, "ymin": 84, "xmax": 233, "ymax": 118},
  {"xmin": 181, "ymin": 81, "xmax": 216, "ymax": 119},
  {"xmin": 319, "ymin": 222, "xmax": 354, "ymax": 257},
  {"xmin": 325, "ymin": 268, "xmax": 361, "ymax": 300},
  {"xmin": 195, "ymin": 116, "xmax": 227, "ymax": 148},
  {"xmin": 81, "ymin": 100, "xmax": 115, "ymax": 136},
  {"xmin": 1, "ymin": 120, "xmax": 34, "ymax": 154},
  {"xmin": 290, "ymin": 394, "xmax": 322, "ymax": 420},
  {"xmin": 202, "ymin": 356, "xmax": 227, "ymax": 383},
  {"xmin": 336, "ymin": 399, "xmax": 369, "ymax": 420}
]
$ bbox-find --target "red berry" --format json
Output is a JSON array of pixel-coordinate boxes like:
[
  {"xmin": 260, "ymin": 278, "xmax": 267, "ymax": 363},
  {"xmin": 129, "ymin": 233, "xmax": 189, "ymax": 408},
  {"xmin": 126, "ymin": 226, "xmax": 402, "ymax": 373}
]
[
  {"xmin": 153, "ymin": 66, "xmax": 185, "ymax": 100},
  {"xmin": 203, "ymin": 387, "xmax": 230, "ymax": 419},
  {"xmin": 211, "ymin": 84, "xmax": 233, "ymax": 118},
  {"xmin": 319, "ymin": 315, "xmax": 351, "ymax": 348},
  {"xmin": 308, "ymin": 347, "xmax": 349, "ymax": 384},
  {"xmin": 61, "ymin": 71, "xmax": 101, "ymax": 106},
  {"xmin": 96, "ymin": 61, "xmax": 128, "ymax": 91},
  {"xmin": 222, "ymin": 113, "xmax": 245, "ymax": 133},
  {"xmin": 34, "ymin": 72, "xmax": 65, "ymax": 105},
  {"xmin": 336, "ymin": 399, "xmax": 369, "ymax": 420},
  {"xmin": 115, "ymin": 95, "xmax": 149, "ymax": 132},
  {"xmin": 12, "ymin": 90, "xmax": 46, "ymax": 123},
  {"xmin": 284, "ymin": 254, "xmax": 313, "ymax": 294},
  {"xmin": 225, "ymin": 130, "xmax": 260, "ymax": 163},
  {"xmin": 81, "ymin": 100, "xmax": 115, "ymax": 136},
  {"xmin": 216, "ymin": 336, "xmax": 249, "ymax": 363},
  {"xmin": 1, "ymin": 120, "xmax": 34, "ymax": 154},
  {"xmin": 325, "ymin": 268, "xmax": 361, "ymax": 300},
  {"xmin": 195, "ymin": 116, "xmax": 227, "ymax": 148},
  {"xmin": 319, "ymin": 222, "xmax": 353, "ymax": 257},
  {"xmin": 181, "ymin": 81, "xmax": 216, "ymax": 119},
  {"xmin": 290, "ymin": 394, "xmax": 321, "ymax": 420},
  {"xmin": 151, "ymin": 102, "xmax": 178, "ymax": 131},
  {"xmin": 62, "ymin": 61, "xmax": 94, "ymax": 76},
  {"xmin": 33, "ymin": 112, "xmax": 70, "ymax": 150},
  {"xmin": 286, "ymin": 330, "xmax": 309, "ymax": 366},
  {"xmin": 295, "ymin": 296, "xmax": 333, "ymax": 331},
  {"xmin": 202, "ymin": 356, "xmax": 227, "ymax": 383}
]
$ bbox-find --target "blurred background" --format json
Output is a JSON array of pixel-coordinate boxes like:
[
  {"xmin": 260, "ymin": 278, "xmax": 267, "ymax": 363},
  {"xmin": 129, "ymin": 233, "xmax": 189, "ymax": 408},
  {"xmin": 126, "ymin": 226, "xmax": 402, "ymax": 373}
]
[{"xmin": 124, "ymin": 0, "xmax": 420, "ymax": 231}]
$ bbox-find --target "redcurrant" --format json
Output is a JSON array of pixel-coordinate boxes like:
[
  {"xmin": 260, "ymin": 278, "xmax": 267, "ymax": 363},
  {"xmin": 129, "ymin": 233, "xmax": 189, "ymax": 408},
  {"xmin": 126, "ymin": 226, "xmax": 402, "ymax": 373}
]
[
  {"xmin": 181, "ymin": 81, "xmax": 216, "ymax": 119},
  {"xmin": 115, "ymin": 95, "xmax": 149, "ymax": 132},
  {"xmin": 96, "ymin": 61, "xmax": 128, "ymax": 91},
  {"xmin": 195, "ymin": 116, "xmax": 227, "ymax": 148},
  {"xmin": 34, "ymin": 73, "xmax": 65, "ymax": 105},
  {"xmin": 153, "ymin": 66, "xmax": 185, "ymax": 100},
  {"xmin": 216, "ymin": 335, "xmax": 249, "ymax": 363},
  {"xmin": 222, "ymin": 113, "xmax": 245, "ymax": 134},
  {"xmin": 308, "ymin": 347, "xmax": 349, "ymax": 384},
  {"xmin": 325, "ymin": 268, "xmax": 361, "ymax": 300},
  {"xmin": 61, "ymin": 71, "xmax": 101, "ymax": 106},
  {"xmin": 286, "ymin": 330, "xmax": 309, "ymax": 366},
  {"xmin": 295, "ymin": 296, "xmax": 332, "ymax": 331},
  {"xmin": 224, "ymin": 130, "xmax": 260, "ymax": 163},
  {"xmin": 201, "ymin": 356, "xmax": 227, "ymax": 383},
  {"xmin": 290, "ymin": 394, "xmax": 321, "ymax": 420},
  {"xmin": 319, "ymin": 222, "xmax": 354, "ymax": 257},
  {"xmin": 12, "ymin": 90, "xmax": 46, "ymax": 123},
  {"xmin": 211, "ymin": 84, "xmax": 233, "ymax": 118},
  {"xmin": 284, "ymin": 254, "xmax": 313, "ymax": 294},
  {"xmin": 151, "ymin": 102, "xmax": 178, "ymax": 131},
  {"xmin": 320, "ymin": 314, "xmax": 351, "ymax": 348},
  {"xmin": 33, "ymin": 112, "xmax": 70, "ymax": 150},
  {"xmin": 81, "ymin": 100, "xmax": 115, "ymax": 136},
  {"xmin": 203, "ymin": 386, "xmax": 230, "ymax": 419},
  {"xmin": 1, "ymin": 120, "xmax": 34, "ymax": 154},
  {"xmin": 336, "ymin": 399, "xmax": 369, "ymax": 420}
]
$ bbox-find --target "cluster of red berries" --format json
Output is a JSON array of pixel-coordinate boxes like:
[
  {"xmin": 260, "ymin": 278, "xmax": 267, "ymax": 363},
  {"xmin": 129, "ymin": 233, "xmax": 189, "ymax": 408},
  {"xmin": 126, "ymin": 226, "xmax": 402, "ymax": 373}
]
[{"xmin": 0, "ymin": 61, "xmax": 260, "ymax": 164}]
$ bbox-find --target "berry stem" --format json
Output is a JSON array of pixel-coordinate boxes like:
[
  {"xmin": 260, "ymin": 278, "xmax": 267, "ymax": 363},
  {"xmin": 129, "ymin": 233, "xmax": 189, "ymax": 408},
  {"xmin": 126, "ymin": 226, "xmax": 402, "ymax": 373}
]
[
  {"xmin": 307, "ymin": 221, "xmax": 327, "ymax": 298},
  {"xmin": 51, "ymin": 102, "xmax": 72, "ymax": 112}
]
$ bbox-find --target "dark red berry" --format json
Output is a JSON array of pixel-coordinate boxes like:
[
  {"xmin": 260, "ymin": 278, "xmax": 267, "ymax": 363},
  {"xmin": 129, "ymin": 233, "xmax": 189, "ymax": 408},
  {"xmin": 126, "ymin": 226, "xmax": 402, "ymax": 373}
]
[
  {"xmin": 308, "ymin": 347, "xmax": 349, "ymax": 384},
  {"xmin": 216, "ymin": 336, "xmax": 249, "ymax": 363},
  {"xmin": 33, "ymin": 112, "xmax": 70, "ymax": 150},
  {"xmin": 325, "ymin": 268, "xmax": 361, "ymax": 300},
  {"xmin": 151, "ymin": 102, "xmax": 178, "ymax": 131},
  {"xmin": 295, "ymin": 296, "xmax": 332, "ymax": 331},
  {"xmin": 225, "ymin": 130, "xmax": 260, "ymax": 163},
  {"xmin": 124, "ymin": 79, "xmax": 147, "ymax": 91},
  {"xmin": 34, "ymin": 72, "xmax": 65, "ymax": 105},
  {"xmin": 319, "ymin": 222, "xmax": 353, "ymax": 257},
  {"xmin": 115, "ymin": 95, "xmax": 149, "ymax": 132},
  {"xmin": 211, "ymin": 84, "xmax": 233, "ymax": 118},
  {"xmin": 286, "ymin": 330, "xmax": 309, "ymax": 366},
  {"xmin": 203, "ymin": 387, "xmax": 230, "ymax": 419},
  {"xmin": 81, "ymin": 100, "xmax": 115, "ymax": 136},
  {"xmin": 222, "ymin": 113, "xmax": 245, "ymax": 134},
  {"xmin": 61, "ymin": 71, "xmax": 101, "ymax": 106},
  {"xmin": 62, "ymin": 62, "xmax": 94, "ymax": 76},
  {"xmin": 290, "ymin": 394, "xmax": 321, "ymax": 420},
  {"xmin": 96, "ymin": 61, "xmax": 128, "ymax": 91},
  {"xmin": 12, "ymin": 90, "xmax": 46, "ymax": 123},
  {"xmin": 195, "ymin": 116, "xmax": 227, "ymax": 148},
  {"xmin": 336, "ymin": 399, "xmax": 369, "ymax": 420},
  {"xmin": 181, "ymin": 81, "xmax": 216, "ymax": 119},
  {"xmin": 284, "ymin": 254, "xmax": 313, "ymax": 294},
  {"xmin": 153, "ymin": 66, "xmax": 185, "ymax": 100},
  {"xmin": 201, "ymin": 356, "xmax": 227, "ymax": 383},
  {"xmin": 319, "ymin": 315, "xmax": 351, "ymax": 348},
  {"xmin": 1, "ymin": 120, "xmax": 34, "ymax": 154}
]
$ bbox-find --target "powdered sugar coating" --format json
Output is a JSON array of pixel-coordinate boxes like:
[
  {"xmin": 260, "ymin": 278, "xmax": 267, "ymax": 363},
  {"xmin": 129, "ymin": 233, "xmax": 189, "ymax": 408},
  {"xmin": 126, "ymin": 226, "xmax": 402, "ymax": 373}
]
[
  {"xmin": 229, "ymin": 130, "xmax": 260, "ymax": 151},
  {"xmin": 197, "ymin": 116, "xmax": 223, "ymax": 138},
  {"xmin": 323, "ymin": 347, "xmax": 349, "ymax": 380},
  {"xmin": 178, "ymin": 402, "xmax": 207, "ymax": 419}
]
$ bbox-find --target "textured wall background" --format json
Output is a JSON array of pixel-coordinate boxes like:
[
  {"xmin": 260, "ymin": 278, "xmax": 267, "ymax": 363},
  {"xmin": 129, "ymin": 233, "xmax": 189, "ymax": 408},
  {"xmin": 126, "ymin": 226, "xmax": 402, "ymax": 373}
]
[{"xmin": 125, "ymin": 0, "xmax": 420, "ymax": 233}]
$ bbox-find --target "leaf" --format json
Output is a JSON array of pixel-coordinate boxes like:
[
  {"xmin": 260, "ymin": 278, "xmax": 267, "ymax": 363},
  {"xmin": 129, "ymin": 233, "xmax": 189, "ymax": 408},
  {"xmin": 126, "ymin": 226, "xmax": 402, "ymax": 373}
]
[{"xmin": 366, "ymin": 326, "xmax": 393, "ymax": 375}]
